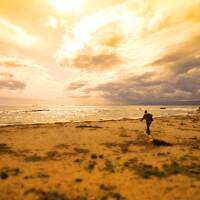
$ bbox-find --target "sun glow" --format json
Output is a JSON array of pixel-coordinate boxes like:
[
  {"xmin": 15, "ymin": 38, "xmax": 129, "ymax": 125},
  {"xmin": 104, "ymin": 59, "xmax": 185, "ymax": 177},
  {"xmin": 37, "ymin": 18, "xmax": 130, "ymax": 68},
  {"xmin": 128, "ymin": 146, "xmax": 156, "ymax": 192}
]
[{"xmin": 49, "ymin": 0, "xmax": 82, "ymax": 13}]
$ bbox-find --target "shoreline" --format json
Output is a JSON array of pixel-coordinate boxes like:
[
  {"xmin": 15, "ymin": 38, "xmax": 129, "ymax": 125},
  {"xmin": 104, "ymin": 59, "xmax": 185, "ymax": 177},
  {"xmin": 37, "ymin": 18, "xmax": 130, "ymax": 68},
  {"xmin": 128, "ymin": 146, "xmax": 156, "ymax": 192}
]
[{"xmin": 0, "ymin": 113, "xmax": 198, "ymax": 128}]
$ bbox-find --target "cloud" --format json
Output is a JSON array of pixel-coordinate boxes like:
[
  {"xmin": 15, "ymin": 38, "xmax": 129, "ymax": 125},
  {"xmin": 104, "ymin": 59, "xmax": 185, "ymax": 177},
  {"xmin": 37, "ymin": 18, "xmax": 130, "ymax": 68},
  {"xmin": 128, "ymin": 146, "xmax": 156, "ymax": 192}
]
[
  {"xmin": 150, "ymin": 36, "xmax": 200, "ymax": 75},
  {"xmin": 60, "ymin": 51, "xmax": 122, "ymax": 70},
  {"xmin": 67, "ymin": 81, "xmax": 88, "ymax": 90},
  {"xmin": 0, "ymin": 55, "xmax": 46, "ymax": 70},
  {"xmin": 84, "ymin": 68, "xmax": 200, "ymax": 104},
  {"xmin": 57, "ymin": 5, "xmax": 137, "ymax": 70},
  {"xmin": 58, "ymin": 0, "xmax": 200, "ymax": 73},
  {"xmin": 0, "ymin": 74, "xmax": 26, "ymax": 90},
  {"xmin": 80, "ymin": 32, "xmax": 200, "ymax": 104},
  {"xmin": 0, "ymin": 72, "xmax": 13, "ymax": 78},
  {"xmin": 0, "ymin": 17, "xmax": 38, "ymax": 48}
]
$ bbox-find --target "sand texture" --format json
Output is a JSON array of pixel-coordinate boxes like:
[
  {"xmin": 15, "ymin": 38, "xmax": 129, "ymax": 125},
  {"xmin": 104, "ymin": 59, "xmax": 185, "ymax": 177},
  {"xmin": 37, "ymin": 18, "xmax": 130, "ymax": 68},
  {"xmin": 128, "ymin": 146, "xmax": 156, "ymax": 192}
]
[{"xmin": 0, "ymin": 115, "xmax": 200, "ymax": 200}]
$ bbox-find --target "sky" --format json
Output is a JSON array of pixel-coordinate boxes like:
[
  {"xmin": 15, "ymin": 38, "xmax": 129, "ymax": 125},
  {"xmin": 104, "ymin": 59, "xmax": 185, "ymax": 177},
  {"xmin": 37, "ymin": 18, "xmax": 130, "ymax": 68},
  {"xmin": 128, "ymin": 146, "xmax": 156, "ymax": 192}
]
[{"xmin": 0, "ymin": 0, "xmax": 200, "ymax": 105}]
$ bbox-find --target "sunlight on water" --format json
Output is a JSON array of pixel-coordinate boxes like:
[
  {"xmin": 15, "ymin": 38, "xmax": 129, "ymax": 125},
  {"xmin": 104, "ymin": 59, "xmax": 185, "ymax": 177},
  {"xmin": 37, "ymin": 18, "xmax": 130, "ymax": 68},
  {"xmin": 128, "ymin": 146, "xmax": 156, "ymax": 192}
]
[{"xmin": 0, "ymin": 105, "xmax": 197, "ymax": 126}]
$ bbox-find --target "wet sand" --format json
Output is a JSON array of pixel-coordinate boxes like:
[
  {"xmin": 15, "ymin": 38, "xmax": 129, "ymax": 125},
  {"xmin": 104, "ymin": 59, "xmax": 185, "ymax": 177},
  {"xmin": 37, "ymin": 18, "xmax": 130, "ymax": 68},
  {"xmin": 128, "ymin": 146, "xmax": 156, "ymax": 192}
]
[{"xmin": 0, "ymin": 115, "xmax": 200, "ymax": 200}]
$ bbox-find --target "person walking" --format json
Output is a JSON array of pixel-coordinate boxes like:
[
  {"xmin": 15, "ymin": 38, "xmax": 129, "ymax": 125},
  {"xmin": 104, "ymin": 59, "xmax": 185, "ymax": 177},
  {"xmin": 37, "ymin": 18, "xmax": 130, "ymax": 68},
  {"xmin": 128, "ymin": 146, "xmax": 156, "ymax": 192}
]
[{"xmin": 141, "ymin": 110, "xmax": 153, "ymax": 135}]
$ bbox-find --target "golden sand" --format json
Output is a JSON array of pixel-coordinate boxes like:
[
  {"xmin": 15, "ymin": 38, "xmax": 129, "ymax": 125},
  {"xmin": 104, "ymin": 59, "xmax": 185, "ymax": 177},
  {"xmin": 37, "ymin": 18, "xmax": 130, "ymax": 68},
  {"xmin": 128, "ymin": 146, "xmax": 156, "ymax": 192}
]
[{"xmin": 0, "ymin": 115, "xmax": 200, "ymax": 200}]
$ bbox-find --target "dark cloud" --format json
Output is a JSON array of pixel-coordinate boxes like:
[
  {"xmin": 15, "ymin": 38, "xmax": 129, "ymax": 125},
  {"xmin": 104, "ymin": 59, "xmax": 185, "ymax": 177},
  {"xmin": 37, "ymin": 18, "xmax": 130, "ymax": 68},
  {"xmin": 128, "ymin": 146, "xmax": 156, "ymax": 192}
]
[
  {"xmin": 150, "ymin": 36, "xmax": 200, "ymax": 75},
  {"xmin": 83, "ymin": 35, "xmax": 200, "ymax": 104},
  {"xmin": 0, "ymin": 78, "xmax": 26, "ymax": 90},
  {"xmin": 85, "ymin": 69, "xmax": 200, "ymax": 104}
]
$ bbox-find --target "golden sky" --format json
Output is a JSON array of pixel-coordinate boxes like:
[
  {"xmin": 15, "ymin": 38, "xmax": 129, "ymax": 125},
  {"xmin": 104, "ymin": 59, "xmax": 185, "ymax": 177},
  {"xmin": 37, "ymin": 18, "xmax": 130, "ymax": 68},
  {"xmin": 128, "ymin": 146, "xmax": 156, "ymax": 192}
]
[{"xmin": 0, "ymin": 0, "xmax": 200, "ymax": 105}]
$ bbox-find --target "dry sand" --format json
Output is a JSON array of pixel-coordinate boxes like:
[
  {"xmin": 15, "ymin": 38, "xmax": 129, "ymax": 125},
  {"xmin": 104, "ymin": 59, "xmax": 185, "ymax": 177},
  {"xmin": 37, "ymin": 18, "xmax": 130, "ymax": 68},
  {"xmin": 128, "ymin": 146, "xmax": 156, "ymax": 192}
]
[{"xmin": 0, "ymin": 115, "xmax": 200, "ymax": 200}]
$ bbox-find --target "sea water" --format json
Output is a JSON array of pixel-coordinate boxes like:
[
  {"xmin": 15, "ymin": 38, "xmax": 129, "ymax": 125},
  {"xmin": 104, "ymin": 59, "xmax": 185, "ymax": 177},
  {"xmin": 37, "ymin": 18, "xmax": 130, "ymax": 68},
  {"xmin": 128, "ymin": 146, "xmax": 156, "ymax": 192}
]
[{"xmin": 0, "ymin": 105, "xmax": 198, "ymax": 126}]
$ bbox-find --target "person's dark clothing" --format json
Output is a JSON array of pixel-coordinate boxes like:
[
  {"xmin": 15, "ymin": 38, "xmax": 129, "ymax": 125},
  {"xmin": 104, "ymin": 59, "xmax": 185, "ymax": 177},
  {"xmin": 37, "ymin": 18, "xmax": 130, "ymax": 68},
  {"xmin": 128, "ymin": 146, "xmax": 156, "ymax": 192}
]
[{"xmin": 142, "ymin": 113, "xmax": 153, "ymax": 135}]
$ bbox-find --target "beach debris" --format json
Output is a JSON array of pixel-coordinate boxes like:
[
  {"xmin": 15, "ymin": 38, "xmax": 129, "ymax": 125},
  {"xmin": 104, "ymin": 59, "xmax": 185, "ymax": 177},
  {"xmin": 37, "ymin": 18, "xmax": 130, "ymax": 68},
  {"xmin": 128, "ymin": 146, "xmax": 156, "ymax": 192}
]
[
  {"xmin": 75, "ymin": 178, "xmax": 83, "ymax": 183},
  {"xmin": 160, "ymin": 107, "xmax": 166, "ymax": 109},
  {"xmin": 23, "ymin": 109, "xmax": 50, "ymax": 113},
  {"xmin": 152, "ymin": 139, "xmax": 172, "ymax": 146},
  {"xmin": 99, "ymin": 184, "xmax": 116, "ymax": 191}
]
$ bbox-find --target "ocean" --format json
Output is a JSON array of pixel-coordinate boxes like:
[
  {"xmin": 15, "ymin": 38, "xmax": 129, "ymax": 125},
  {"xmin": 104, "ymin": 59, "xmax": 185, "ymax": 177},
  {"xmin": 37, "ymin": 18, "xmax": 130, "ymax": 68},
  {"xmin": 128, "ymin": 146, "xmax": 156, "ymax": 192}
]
[{"xmin": 0, "ymin": 105, "xmax": 198, "ymax": 126}]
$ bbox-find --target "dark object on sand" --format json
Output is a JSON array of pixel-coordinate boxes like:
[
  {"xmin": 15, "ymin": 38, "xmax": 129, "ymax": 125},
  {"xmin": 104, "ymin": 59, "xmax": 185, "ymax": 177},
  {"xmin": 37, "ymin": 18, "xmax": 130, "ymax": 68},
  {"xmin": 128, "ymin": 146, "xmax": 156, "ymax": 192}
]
[
  {"xmin": 197, "ymin": 107, "xmax": 200, "ymax": 112},
  {"xmin": 160, "ymin": 107, "xmax": 166, "ymax": 110},
  {"xmin": 0, "ymin": 172, "xmax": 8, "ymax": 179},
  {"xmin": 91, "ymin": 154, "xmax": 98, "ymax": 159},
  {"xmin": 152, "ymin": 139, "xmax": 172, "ymax": 146}
]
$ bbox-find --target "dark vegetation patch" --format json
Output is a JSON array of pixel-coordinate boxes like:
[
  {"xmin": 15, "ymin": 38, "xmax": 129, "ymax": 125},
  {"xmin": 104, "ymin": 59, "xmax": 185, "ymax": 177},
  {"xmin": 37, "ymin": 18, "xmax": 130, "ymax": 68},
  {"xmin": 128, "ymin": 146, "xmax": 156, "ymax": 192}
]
[
  {"xmin": 0, "ymin": 144, "xmax": 12, "ymax": 154},
  {"xmin": 73, "ymin": 148, "xmax": 89, "ymax": 155},
  {"xmin": 101, "ymin": 192, "xmax": 126, "ymax": 200},
  {"xmin": 55, "ymin": 144, "xmax": 69, "ymax": 149},
  {"xmin": 102, "ymin": 133, "xmax": 168, "ymax": 153},
  {"xmin": 86, "ymin": 160, "xmax": 97, "ymax": 173},
  {"xmin": 0, "ymin": 167, "xmax": 21, "ymax": 180},
  {"xmin": 104, "ymin": 160, "xmax": 115, "ymax": 173},
  {"xmin": 0, "ymin": 143, "xmax": 31, "ymax": 158},
  {"xmin": 24, "ymin": 150, "xmax": 72, "ymax": 162},
  {"xmin": 0, "ymin": 143, "xmax": 20, "ymax": 156},
  {"xmin": 46, "ymin": 151, "xmax": 61, "ymax": 160},
  {"xmin": 76, "ymin": 125, "xmax": 102, "ymax": 129},
  {"xmin": 101, "ymin": 142, "xmax": 130, "ymax": 153},
  {"xmin": 24, "ymin": 189, "xmax": 88, "ymax": 200},
  {"xmin": 134, "ymin": 162, "xmax": 200, "ymax": 179},
  {"xmin": 123, "ymin": 158, "xmax": 138, "ymax": 169},
  {"xmin": 24, "ymin": 155, "xmax": 44, "ymax": 162}
]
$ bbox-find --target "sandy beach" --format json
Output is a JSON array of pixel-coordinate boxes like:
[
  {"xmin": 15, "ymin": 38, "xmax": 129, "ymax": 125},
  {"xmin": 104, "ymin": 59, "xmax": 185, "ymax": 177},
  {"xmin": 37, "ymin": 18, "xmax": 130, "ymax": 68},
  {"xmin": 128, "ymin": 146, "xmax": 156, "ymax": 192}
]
[{"xmin": 0, "ymin": 115, "xmax": 200, "ymax": 200}]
